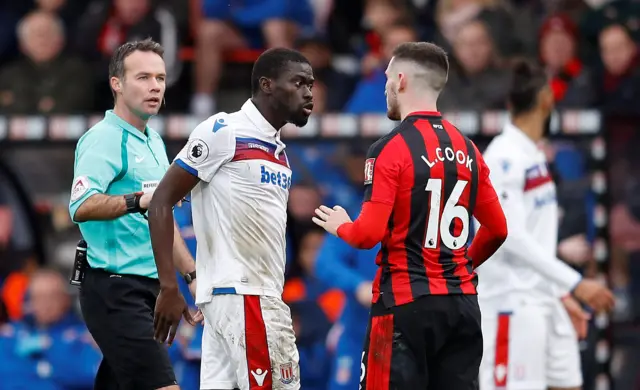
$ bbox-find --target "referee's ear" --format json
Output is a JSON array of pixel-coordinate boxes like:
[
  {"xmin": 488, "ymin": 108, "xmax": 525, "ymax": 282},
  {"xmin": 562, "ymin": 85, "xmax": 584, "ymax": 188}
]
[{"xmin": 110, "ymin": 77, "xmax": 122, "ymax": 95}]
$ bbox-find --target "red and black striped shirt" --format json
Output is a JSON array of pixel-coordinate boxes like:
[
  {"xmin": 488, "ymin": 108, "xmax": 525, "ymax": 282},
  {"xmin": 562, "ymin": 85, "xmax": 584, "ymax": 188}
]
[{"xmin": 359, "ymin": 111, "xmax": 500, "ymax": 308}]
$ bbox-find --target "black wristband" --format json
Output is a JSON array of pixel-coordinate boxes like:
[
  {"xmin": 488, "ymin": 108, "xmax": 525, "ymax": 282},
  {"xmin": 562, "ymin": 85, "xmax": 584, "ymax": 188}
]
[
  {"xmin": 124, "ymin": 193, "xmax": 144, "ymax": 214},
  {"xmin": 183, "ymin": 270, "xmax": 196, "ymax": 285}
]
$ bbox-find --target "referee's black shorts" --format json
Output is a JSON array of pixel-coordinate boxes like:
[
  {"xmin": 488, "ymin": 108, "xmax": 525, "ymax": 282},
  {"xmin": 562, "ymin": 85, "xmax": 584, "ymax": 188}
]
[
  {"xmin": 80, "ymin": 267, "xmax": 177, "ymax": 390},
  {"xmin": 360, "ymin": 294, "xmax": 482, "ymax": 390}
]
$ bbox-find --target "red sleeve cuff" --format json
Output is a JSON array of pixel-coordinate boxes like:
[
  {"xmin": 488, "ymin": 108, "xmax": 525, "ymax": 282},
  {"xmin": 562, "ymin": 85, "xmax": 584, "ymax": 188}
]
[{"xmin": 337, "ymin": 202, "xmax": 393, "ymax": 249}]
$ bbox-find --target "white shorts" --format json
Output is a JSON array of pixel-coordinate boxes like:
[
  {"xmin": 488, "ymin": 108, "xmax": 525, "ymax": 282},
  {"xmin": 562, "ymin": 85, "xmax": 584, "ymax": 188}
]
[
  {"xmin": 199, "ymin": 294, "xmax": 300, "ymax": 390},
  {"xmin": 479, "ymin": 294, "xmax": 582, "ymax": 390}
]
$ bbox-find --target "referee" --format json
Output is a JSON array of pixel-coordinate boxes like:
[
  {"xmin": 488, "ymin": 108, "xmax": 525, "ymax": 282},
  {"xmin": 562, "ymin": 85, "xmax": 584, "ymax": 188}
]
[{"xmin": 68, "ymin": 39, "xmax": 199, "ymax": 390}]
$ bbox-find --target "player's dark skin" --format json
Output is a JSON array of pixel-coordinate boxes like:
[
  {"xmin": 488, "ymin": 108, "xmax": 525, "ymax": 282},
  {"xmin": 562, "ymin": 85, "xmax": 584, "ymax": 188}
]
[{"xmin": 148, "ymin": 61, "xmax": 314, "ymax": 346}]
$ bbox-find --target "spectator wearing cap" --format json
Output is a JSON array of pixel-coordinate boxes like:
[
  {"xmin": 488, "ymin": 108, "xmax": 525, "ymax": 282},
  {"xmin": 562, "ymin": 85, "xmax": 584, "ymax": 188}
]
[
  {"xmin": 539, "ymin": 13, "xmax": 595, "ymax": 108},
  {"xmin": 593, "ymin": 23, "xmax": 640, "ymax": 114},
  {"xmin": 437, "ymin": 19, "xmax": 509, "ymax": 112}
]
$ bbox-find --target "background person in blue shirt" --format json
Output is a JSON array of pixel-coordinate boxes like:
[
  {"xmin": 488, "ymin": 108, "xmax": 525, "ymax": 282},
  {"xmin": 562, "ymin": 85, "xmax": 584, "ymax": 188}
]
[
  {"xmin": 314, "ymin": 204, "xmax": 379, "ymax": 390},
  {"xmin": 68, "ymin": 39, "xmax": 199, "ymax": 390},
  {"xmin": 0, "ymin": 269, "xmax": 101, "ymax": 390},
  {"xmin": 345, "ymin": 23, "xmax": 417, "ymax": 115}
]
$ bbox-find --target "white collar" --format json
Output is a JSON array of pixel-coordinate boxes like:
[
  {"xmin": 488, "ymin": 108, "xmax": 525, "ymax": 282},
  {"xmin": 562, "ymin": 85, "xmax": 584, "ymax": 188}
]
[
  {"xmin": 241, "ymin": 99, "xmax": 279, "ymax": 137},
  {"xmin": 503, "ymin": 121, "xmax": 541, "ymax": 155}
]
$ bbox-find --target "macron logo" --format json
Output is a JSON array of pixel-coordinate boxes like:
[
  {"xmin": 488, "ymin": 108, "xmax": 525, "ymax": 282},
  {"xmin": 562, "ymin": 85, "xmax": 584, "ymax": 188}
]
[
  {"xmin": 251, "ymin": 368, "xmax": 267, "ymax": 386},
  {"xmin": 212, "ymin": 118, "xmax": 228, "ymax": 133},
  {"xmin": 135, "ymin": 155, "xmax": 145, "ymax": 163}
]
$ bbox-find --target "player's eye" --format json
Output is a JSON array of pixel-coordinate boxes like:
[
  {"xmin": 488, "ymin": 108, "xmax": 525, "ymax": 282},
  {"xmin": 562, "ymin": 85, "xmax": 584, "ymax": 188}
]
[
  {"xmin": 157, "ymin": 77, "xmax": 165, "ymax": 82},
  {"xmin": 139, "ymin": 76, "xmax": 148, "ymax": 80}
]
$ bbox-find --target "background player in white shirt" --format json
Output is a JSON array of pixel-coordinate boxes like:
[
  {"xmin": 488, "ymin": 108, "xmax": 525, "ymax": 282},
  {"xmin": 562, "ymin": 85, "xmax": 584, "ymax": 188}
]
[
  {"xmin": 147, "ymin": 48, "xmax": 315, "ymax": 390},
  {"xmin": 476, "ymin": 60, "xmax": 615, "ymax": 390}
]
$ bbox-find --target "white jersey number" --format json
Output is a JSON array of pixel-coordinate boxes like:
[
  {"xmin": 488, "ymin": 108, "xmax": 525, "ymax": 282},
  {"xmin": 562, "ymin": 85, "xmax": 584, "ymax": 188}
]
[{"xmin": 424, "ymin": 179, "xmax": 469, "ymax": 250}]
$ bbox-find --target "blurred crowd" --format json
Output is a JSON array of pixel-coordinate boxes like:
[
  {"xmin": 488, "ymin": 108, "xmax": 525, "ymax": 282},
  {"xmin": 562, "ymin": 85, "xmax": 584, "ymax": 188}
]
[
  {"xmin": 1, "ymin": 0, "xmax": 640, "ymax": 389},
  {"xmin": 0, "ymin": 0, "xmax": 639, "ymax": 117}
]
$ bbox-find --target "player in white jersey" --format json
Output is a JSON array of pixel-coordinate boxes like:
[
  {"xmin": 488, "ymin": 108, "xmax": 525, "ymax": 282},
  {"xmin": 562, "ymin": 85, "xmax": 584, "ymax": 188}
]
[
  {"xmin": 476, "ymin": 60, "xmax": 615, "ymax": 390},
  {"xmin": 147, "ymin": 48, "xmax": 315, "ymax": 390}
]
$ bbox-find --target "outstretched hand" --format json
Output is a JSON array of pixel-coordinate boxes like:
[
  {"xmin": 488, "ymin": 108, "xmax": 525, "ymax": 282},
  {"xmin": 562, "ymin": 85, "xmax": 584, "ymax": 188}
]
[{"xmin": 312, "ymin": 205, "xmax": 352, "ymax": 236}]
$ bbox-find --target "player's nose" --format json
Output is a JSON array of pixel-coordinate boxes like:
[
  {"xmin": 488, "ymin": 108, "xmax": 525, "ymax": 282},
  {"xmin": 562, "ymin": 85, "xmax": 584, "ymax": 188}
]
[{"xmin": 302, "ymin": 86, "xmax": 312, "ymax": 99}]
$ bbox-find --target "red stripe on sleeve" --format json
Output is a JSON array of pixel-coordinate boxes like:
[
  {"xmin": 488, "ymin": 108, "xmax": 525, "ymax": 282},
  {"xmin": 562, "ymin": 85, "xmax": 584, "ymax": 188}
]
[{"xmin": 366, "ymin": 141, "xmax": 401, "ymax": 206}]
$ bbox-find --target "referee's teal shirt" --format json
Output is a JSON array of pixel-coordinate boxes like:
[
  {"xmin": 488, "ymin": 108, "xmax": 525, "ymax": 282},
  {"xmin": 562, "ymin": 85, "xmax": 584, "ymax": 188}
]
[{"xmin": 68, "ymin": 110, "xmax": 170, "ymax": 278}]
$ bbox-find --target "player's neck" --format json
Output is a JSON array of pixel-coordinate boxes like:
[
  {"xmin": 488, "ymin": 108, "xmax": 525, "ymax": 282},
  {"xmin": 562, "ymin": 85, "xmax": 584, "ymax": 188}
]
[
  {"xmin": 113, "ymin": 104, "xmax": 148, "ymax": 133},
  {"xmin": 399, "ymin": 97, "xmax": 438, "ymax": 121},
  {"xmin": 251, "ymin": 97, "xmax": 285, "ymax": 130},
  {"xmin": 512, "ymin": 113, "xmax": 544, "ymax": 143}
]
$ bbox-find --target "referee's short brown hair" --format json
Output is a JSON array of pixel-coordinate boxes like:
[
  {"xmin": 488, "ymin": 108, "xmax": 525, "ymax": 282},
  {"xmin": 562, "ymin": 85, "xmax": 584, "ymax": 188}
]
[{"xmin": 392, "ymin": 42, "xmax": 449, "ymax": 92}]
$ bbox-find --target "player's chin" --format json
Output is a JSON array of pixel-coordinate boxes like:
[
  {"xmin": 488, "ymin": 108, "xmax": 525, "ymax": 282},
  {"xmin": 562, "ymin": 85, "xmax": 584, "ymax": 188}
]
[
  {"xmin": 387, "ymin": 109, "xmax": 401, "ymax": 121},
  {"xmin": 291, "ymin": 113, "xmax": 310, "ymax": 127}
]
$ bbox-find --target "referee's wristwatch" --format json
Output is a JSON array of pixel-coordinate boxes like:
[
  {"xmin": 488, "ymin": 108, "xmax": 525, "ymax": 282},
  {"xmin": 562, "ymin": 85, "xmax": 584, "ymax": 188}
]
[
  {"xmin": 183, "ymin": 270, "xmax": 197, "ymax": 285},
  {"xmin": 124, "ymin": 192, "xmax": 144, "ymax": 214}
]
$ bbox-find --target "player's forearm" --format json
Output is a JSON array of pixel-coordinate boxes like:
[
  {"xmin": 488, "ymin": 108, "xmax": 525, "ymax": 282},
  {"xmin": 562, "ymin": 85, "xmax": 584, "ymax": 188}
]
[
  {"xmin": 469, "ymin": 226, "xmax": 507, "ymax": 269},
  {"xmin": 172, "ymin": 222, "xmax": 196, "ymax": 275},
  {"xmin": 469, "ymin": 198, "xmax": 508, "ymax": 268},
  {"xmin": 148, "ymin": 198, "xmax": 179, "ymax": 289},
  {"xmin": 73, "ymin": 194, "xmax": 128, "ymax": 222},
  {"xmin": 337, "ymin": 201, "xmax": 392, "ymax": 249}
]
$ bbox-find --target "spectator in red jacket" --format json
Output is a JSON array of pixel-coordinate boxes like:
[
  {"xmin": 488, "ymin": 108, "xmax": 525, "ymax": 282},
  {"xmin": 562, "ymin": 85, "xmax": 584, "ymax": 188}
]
[{"xmin": 539, "ymin": 13, "xmax": 595, "ymax": 108}]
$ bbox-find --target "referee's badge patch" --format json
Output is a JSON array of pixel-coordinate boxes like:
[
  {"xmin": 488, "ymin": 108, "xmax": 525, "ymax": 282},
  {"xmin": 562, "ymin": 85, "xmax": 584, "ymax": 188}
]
[
  {"xmin": 186, "ymin": 138, "xmax": 209, "ymax": 164},
  {"xmin": 70, "ymin": 176, "xmax": 89, "ymax": 202},
  {"xmin": 364, "ymin": 158, "xmax": 375, "ymax": 185}
]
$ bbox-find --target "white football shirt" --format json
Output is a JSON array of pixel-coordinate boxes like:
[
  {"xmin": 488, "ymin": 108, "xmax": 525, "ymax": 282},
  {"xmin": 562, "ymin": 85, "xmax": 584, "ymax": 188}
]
[
  {"xmin": 174, "ymin": 100, "xmax": 292, "ymax": 304},
  {"xmin": 476, "ymin": 122, "xmax": 582, "ymax": 302}
]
